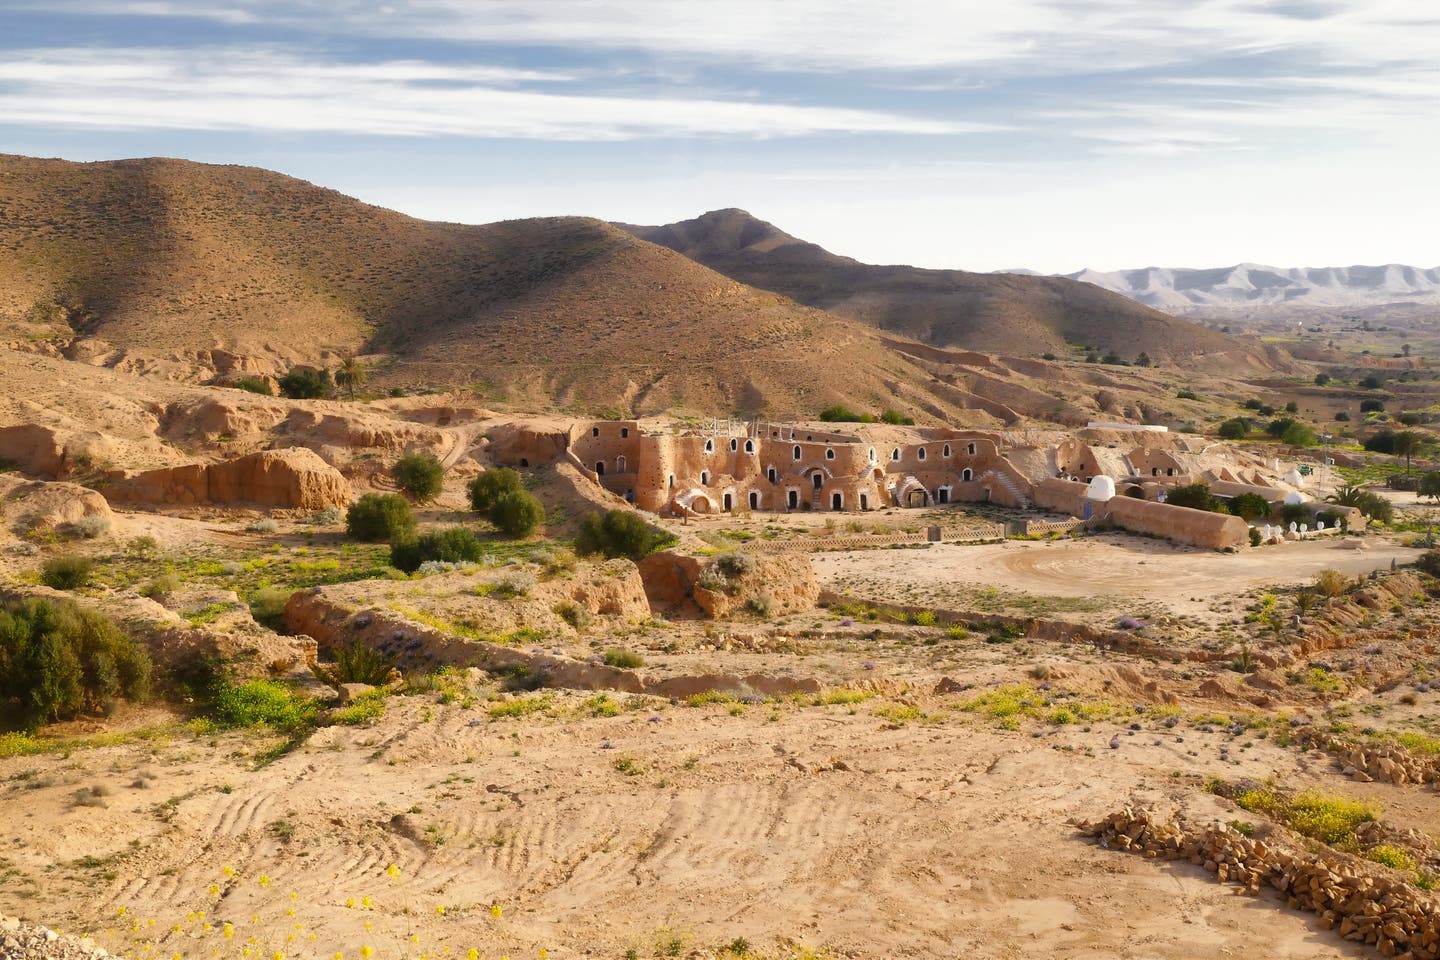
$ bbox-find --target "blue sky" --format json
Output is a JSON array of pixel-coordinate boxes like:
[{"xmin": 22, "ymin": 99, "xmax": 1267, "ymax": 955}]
[{"xmin": 1, "ymin": 0, "xmax": 1436, "ymax": 272}]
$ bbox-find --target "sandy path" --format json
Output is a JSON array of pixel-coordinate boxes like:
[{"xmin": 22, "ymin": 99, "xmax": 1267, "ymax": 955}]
[
  {"xmin": 0, "ymin": 695, "xmax": 1379, "ymax": 959},
  {"xmin": 813, "ymin": 535, "xmax": 1423, "ymax": 619}
]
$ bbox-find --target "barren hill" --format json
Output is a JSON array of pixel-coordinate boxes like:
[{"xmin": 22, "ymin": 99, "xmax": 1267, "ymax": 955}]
[
  {"xmin": 0, "ymin": 154, "xmax": 1010, "ymax": 420},
  {"xmin": 620, "ymin": 208, "xmax": 1290, "ymax": 371}
]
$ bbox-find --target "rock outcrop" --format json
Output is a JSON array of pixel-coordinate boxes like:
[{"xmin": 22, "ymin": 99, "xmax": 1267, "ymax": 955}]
[
  {"xmin": 637, "ymin": 549, "xmax": 818, "ymax": 618},
  {"xmin": 103, "ymin": 448, "xmax": 351, "ymax": 510},
  {"xmin": 0, "ymin": 474, "xmax": 113, "ymax": 535}
]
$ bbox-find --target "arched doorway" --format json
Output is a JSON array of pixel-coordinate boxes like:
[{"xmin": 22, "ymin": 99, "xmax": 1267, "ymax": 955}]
[
  {"xmin": 906, "ymin": 488, "xmax": 929, "ymax": 507},
  {"xmin": 787, "ymin": 490, "xmax": 799, "ymax": 509},
  {"xmin": 859, "ymin": 493, "xmax": 869, "ymax": 510},
  {"xmin": 961, "ymin": 468, "xmax": 973, "ymax": 482},
  {"xmin": 723, "ymin": 492, "xmax": 734, "ymax": 511},
  {"xmin": 691, "ymin": 495, "xmax": 713, "ymax": 514},
  {"xmin": 749, "ymin": 491, "xmax": 760, "ymax": 510},
  {"xmin": 812, "ymin": 473, "xmax": 824, "ymax": 490},
  {"xmin": 830, "ymin": 492, "xmax": 843, "ymax": 510},
  {"xmin": 937, "ymin": 488, "xmax": 950, "ymax": 504},
  {"xmin": 594, "ymin": 461, "xmax": 605, "ymax": 476},
  {"xmin": 616, "ymin": 455, "xmax": 626, "ymax": 473}
]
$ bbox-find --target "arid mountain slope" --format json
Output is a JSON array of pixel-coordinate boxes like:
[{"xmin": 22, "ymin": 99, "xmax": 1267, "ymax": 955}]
[
  {"xmin": 621, "ymin": 208, "xmax": 1291, "ymax": 371},
  {"xmin": 0, "ymin": 155, "xmax": 998, "ymax": 420}
]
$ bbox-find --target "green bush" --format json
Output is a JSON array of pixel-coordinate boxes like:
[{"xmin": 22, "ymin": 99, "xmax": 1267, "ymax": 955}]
[
  {"xmin": 390, "ymin": 527, "xmax": 483, "ymax": 573},
  {"xmin": 1279, "ymin": 503, "xmax": 1310, "ymax": 527},
  {"xmin": 715, "ymin": 551, "xmax": 756, "ymax": 578},
  {"xmin": 206, "ymin": 679, "xmax": 318, "ymax": 734},
  {"xmin": 575, "ymin": 510, "xmax": 677, "ymax": 561},
  {"xmin": 391, "ymin": 454, "xmax": 445, "ymax": 503},
  {"xmin": 312, "ymin": 640, "xmax": 396, "ymax": 686},
  {"xmin": 40, "ymin": 556, "xmax": 92, "ymax": 590},
  {"xmin": 1217, "ymin": 417, "xmax": 1250, "ymax": 440},
  {"xmin": 819, "ymin": 405, "xmax": 871, "ymax": 423},
  {"xmin": 1248, "ymin": 527, "xmax": 1263, "ymax": 547},
  {"xmin": 1416, "ymin": 550, "xmax": 1440, "ymax": 578},
  {"xmin": 1176, "ymin": 389, "xmax": 1199, "ymax": 401},
  {"xmin": 232, "ymin": 377, "xmax": 274, "ymax": 396},
  {"xmin": 602, "ymin": 648, "xmax": 646, "ymax": 669},
  {"xmin": 879, "ymin": 409, "xmax": 914, "ymax": 425},
  {"xmin": 277, "ymin": 367, "xmax": 332, "ymax": 400},
  {"xmin": 1420, "ymin": 471, "xmax": 1440, "ymax": 501},
  {"xmin": 248, "ymin": 586, "xmax": 293, "ymax": 630},
  {"xmin": 1360, "ymin": 398, "xmax": 1386, "ymax": 414},
  {"xmin": 468, "ymin": 468, "xmax": 522, "ymax": 513},
  {"xmin": 1281, "ymin": 421, "xmax": 1318, "ymax": 447},
  {"xmin": 1228, "ymin": 492, "xmax": 1271, "ymax": 521},
  {"xmin": 0, "ymin": 598, "xmax": 151, "ymax": 728},
  {"xmin": 1165, "ymin": 482, "xmax": 1223, "ymax": 513},
  {"xmin": 489, "ymin": 489, "xmax": 545, "ymax": 538},
  {"xmin": 345, "ymin": 493, "xmax": 416, "ymax": 543},
  {"xmin": 1314, "ymin": 373, "xmax": 1331, "ymax": 386}
]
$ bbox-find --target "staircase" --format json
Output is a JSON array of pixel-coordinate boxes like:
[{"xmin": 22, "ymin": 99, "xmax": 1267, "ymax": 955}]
[{"xmin": 982, "ymin": 469, "xmax": 1032, "ymax": 508}]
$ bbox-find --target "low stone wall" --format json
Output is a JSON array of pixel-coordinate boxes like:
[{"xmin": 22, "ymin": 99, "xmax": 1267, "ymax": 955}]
[
  {"xmin": 1085, "ymin": 807, "xmax": 1440, "ymax": 958},
  {"xmin": 286, "ymin": 589, "xmax": 822, "ymax": 700},
  {"xmin": 1296, "ymin": 728, "xmax": 1440, "ymax": 786},
  {"xmin": 1024, "ymin": 518, "xmax": 1085, "ymax": 536},
  {"xmin": 738, "ymin": 523, "xmax": 1004, "ymax": 554}
]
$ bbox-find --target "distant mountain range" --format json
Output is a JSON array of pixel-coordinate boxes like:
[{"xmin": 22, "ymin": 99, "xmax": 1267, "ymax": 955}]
[
  {"xmin": 621, "ymin": 209, "xmax": 1288, "ymax": 370},
  {"xmin": 1045, "ymin": 264, "xmax": 1440, "ymax": 310}
]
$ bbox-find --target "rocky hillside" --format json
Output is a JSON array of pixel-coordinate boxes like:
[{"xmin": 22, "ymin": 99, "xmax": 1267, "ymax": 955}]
[
  {"xmin": 1060, "ymin": 263, "xmax": 1440, "ymax": 310},
  {"xmin": 0, "ymin": 155, "xmax": 983, "ymax": 419},
  {"xmin": 620, "ymin": 208, "xmax": 1290, "ymax": 371}
]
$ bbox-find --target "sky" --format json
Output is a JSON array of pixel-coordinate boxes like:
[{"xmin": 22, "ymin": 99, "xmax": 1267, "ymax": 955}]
[{"xmin": 1, "ymin": 0, "xmax": 1437, "ymax": 273}]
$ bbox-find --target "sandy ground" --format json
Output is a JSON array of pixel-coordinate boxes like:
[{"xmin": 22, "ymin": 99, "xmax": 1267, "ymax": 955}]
[
  {"xmin": 813, "ymin": 534, "xmax": 1424, "ymax": 623},
  {"xmin": 0, "ymin": 692, "xmax": 1402, "ymax": 960}
]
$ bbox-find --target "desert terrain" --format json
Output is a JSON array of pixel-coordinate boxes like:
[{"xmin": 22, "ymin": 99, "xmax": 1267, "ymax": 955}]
[{"xmin": 5, "ymin": 157, "xmax": 1440, "ymax": 960}]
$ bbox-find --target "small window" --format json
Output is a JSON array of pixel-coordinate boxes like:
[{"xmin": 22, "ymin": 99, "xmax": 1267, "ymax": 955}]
[
  {"xmin": 592, "ymin": 427, "xmax": 600, "ymax": 437},
  {"xmin": 962, "ymin": 468, "xmax": 972, "ymax": 482},
  {"xmin": 621, "ymin": 427, "xmax": 629, "ymax": 438},
  {"xmin": 705, "ymin": 439, "xmax": 714, "ymax": 453},
  {"xmin": 668, "ymin": 474, "xmax": 675, "ymax": 487},
  {"xmin": 701, "ymin": 471, "xmax": 710, "ymax": 485},
  {"xmin": 767, "ymin": 467, "xmax": 777, "ymax": 483},
  {"xmin": 967, "ymin": 443, "xmax": 976, "ymax": 456},
  {"xmin": 868, "ymin": 447, "xmax": 876, "ymax": 462},
  {"xmin": 891, "ymin": 448, "xmax": 900, "ymax": 461},
  {"xmin": 793, "ymin": 445, "xmax": 802, "ymax": 460},
  {"xmin": 730, "ymin": 438, "xmax": 738, "ymax": 451},
  {"xmin": 943, "ymin": 444, "xmax": 951, "ymax": 458},
  {"xmin": 806, "ymin": 435, "xmax": 813, "ymax": 441},
  {"xmin": 918, "ymin": 447, "xmax": 927, "ymax": 461},
  {"xmin": 744, "ymin": 440, "xmax": 754, "ymax": 453},
  {"xmin": 825, "ymin": 448, "xmax": 835, "ymax": 460}
]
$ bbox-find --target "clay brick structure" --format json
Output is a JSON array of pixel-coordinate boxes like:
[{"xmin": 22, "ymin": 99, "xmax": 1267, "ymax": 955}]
[{"xmin": 490, "ymin": 417, "xmax": 1342, "ymax": 550}]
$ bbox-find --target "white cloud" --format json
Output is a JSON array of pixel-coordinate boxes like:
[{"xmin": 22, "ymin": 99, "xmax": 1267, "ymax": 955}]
[{"xmin": 0, "ymin": 48, "xmax": 997, "ymax": 139}]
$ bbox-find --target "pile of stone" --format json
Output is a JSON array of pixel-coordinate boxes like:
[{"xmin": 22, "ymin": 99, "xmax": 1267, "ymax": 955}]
[
  {"xmin": 1, "ymin": 916, "xmax": 112, "ymax": 959},
  {"xmin": 1084, "ymin": 807, "xmax": 1440, "ymax": 958},
  {"xmin": 1298, "ymin": 729, "xmax": 1440, "ymax": 786}
]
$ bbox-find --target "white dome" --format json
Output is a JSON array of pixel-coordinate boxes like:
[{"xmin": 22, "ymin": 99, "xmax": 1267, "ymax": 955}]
[
  {"xmin": 1282, "ymin": 470, "xmax": 1304, "ymax": 487},
  {"xmin": 1087, "ymin": 475, "xmax": 1116, "ymax": 501},
  {"xmin": 1283, "ymin": 491, "xmax": 1307, "ymax": 506}
]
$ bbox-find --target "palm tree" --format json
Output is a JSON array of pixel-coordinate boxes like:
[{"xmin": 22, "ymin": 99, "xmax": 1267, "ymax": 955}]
[
  {"xmin": 1326, "ymin": 483, "xmax": 1366, "ymax": 508},
  {"xmin": 334, "ymin": 356, "xmax": 365, "ymax": 400},
  {"xmin": 1391, "ymin": 429, "xmax": 1425, "ymax": 475}
]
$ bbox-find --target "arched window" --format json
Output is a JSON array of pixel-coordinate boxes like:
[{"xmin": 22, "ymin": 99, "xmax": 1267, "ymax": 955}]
[
  {"xmin": 891, "ymin": 448, "xmax": 900, "ymax": 461},
  {"xmin": 793, "ymin": 445, "xmax": 802, "ymax": 460},
  {"xmin": 767, "ymin": 467, "xmax": 777, "ymax": 483},
  {"xmin": 592, "ymin": 427, "xmax": 600, "ymax": 438},
  {"xmin": 705, "ymin": 439, "xmax": 714, "ymax": 453},
  {"xmin": 621, "ymin": 427, "xmax": 629, "ymax": 438},
  {"xmin": 918, "ymin": 447, "xmax": 927, "ymax": 461},
  {"xmin": 868, "ymin": 447, "xmax": 876, "ymax": 462},
  {"xmin": 825, "ymin": 448, "xmax": 835, "ymax": 460},
  {"xmin": 744, "ymin": 440, "xmax": 754, "ymax": 453},
  {"xmin": 701, "ymin": 471, "xmax": 710, "ymax": 485},
  {"xmin": 962, "ymin": 468, "xmax": 973, "ymax": 482},
  {"xmin": 668, "ymin": 474, "xmax": 675, "ymax": 487},
  {"xmin": 616, "ymin": 455, "xmax": 626, "ymax": 473},
  {"xmin": 730, "ymin": 438, "xmax": 738, "ymax": 451},
  {"xmin": 943, "ymin": 444, "xmax": 951, "ymax": 458},
  {"xmin": 967, "ymin": 443, "xmax": 976, "ymax": 456}
]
